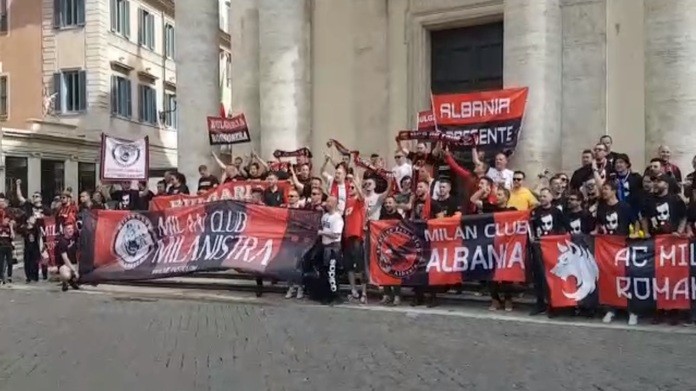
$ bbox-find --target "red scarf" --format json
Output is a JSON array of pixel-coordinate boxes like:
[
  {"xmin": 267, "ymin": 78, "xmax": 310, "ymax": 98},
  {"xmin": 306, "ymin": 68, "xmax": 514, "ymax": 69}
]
[{"xmin": 329, "ymin": 177, "xmax": 350, "ymax": 213}]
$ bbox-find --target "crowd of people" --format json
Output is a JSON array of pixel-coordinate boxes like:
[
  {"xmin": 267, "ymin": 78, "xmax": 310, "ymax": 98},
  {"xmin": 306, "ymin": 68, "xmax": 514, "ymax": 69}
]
[{"xmin": 0, "ymin": 135, "xmax": 695, "ymax": 327}]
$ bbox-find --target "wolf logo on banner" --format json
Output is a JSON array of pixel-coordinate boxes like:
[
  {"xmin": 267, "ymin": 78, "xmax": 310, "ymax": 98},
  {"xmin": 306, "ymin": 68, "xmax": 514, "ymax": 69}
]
[
  {"xmin": 100, "ymin": 134, "xmax": 150, "ymax": 181},
  {"xmin": 112, "ymin": 214, "xmax": 156, "ymax": 270},
  {"xmin": 551, "ymin": 240, "xmax": 599, "ymax": 301}
]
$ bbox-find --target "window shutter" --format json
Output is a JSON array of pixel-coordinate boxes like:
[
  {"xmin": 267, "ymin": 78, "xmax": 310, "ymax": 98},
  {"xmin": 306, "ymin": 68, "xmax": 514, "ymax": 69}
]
[
  {"xmin": 78, "ymin": 70, "xmax": 87, "ymax": 111},
  {"xmin": 137, "ymin": 9, "xmax": 143, "ymax": 45},
  {"xmin": 126, "ymin": 80, "xmax": 132, "ymax": 118},
  {"xmin": 110, "ymin": 76, "xmax": 117, "ymax": 114},
  {"xmin": 77, "ymin": 0, "xmax": 85, "ymax": 26},
  {"xmin": 137, "ymin": 84, "xmax": 143, "ymax": 121},
  {"xmin": 110, "ymin": 0, "xmax": 116, "ymax": 31},
  {"xmin": 148, "ymin": 15, "xmax": 154, "ymax": 49},
  {"xmin": 53, "ymin": 0, "xmax": 61, "ymax": 28},
  {"xmin": 124, "ymin": 0, "xmax": 130, "ymax": 38},
  {"xmin": 53, "ymin": 72, "xmax": 63, "ymax": 113}
]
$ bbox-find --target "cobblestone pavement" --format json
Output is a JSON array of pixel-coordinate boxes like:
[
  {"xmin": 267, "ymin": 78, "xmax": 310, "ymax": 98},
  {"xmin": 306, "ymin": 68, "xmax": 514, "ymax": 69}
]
[{"xmin": 0, "ymin": 287, "xmax": 694, "ymax": 391}]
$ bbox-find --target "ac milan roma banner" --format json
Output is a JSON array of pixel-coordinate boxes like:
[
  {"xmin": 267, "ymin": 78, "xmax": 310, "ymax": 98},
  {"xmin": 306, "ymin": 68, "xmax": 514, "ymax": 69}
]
[
  {"xmin": 150, "ymin": 180, "xmax": 291, "ymax": 211},
  {"xmin": 207, "ymin": 113, "xmax": 252, "ymax": 145},
  {"xmin": 100, "ymin": 134, "xmax": 149, "ymax": 181},
  {"xmin": 431, "ymin": 87, "xmax": 528, "ymax": 154},
  {"xmin": 540, "ymin": 235, "xmax": 696, "ymax": 312},
  {"xmin": 369, "ymin": 211, "xmax": 529, "ymax": 286},
  {"xmin": 78, "ymin": 200, "xmax": 321, "ymax": 282}
]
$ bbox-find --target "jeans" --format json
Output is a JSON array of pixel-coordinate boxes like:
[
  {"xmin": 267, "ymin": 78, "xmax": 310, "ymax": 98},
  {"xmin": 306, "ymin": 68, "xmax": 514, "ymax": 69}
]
[
  {"xmin": 0, "ymin": 246, "xmax": 13, "ymax": 281},
  {"xmin": 24, "ymin": 251, "xmax": 40, "ymax": 282},
  {"xmin": 529, "ymin": 243, "xmax": 547, "ymax": 308},
  {"xmin": 490, "ymin": 282, "xmax": 513, "ymax": 302}
]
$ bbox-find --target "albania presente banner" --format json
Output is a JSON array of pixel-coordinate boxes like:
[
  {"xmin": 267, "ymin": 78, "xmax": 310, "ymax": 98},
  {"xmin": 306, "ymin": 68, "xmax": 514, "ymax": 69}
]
[
  {"xmin": 368, "ymin": 210, "xmax": 530, "ymax": 286},
  {"xmin": 100, "ymin": 134, "xmax": 149, "ymax": 181},
  {"xmin": 150, "ymin": 180, "xmax": 291, "ymax": 211},
  {"xmin": 78, "ymin": 200, "xmax": 321, "ymax": 282},
  {"xmin": 430, "ymin": 87, "xmax": 528, "ymax": 154},
  {"xmin": 541, "ymin": 235, "xmax": 696, "ymax": 312},
  {"xmin": 417, "ymin": 110, "xmax": 436, "ymax": 131}
]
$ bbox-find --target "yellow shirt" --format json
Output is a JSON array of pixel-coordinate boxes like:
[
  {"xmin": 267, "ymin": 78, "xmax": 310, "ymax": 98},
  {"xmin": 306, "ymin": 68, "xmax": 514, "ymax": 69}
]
[{"xmin": 508, "ymin": 187, "xmax": 538, "ymax": 211}]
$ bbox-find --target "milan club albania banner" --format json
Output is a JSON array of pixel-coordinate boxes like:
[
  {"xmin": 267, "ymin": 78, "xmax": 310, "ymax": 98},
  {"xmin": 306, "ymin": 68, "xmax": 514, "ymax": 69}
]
[
  {"xmin": 100, "ymin": 134, "xmax": 149, "ymax": 181},
  {"xmin": 540, "ymin": 235, "xmax": 696, "ymax": 312},
  {"xmin": 150, "ymin": 180, "xmax": 291, "ymax": 211},
  {"xmin": 369, "ymin": 211, "xmax": 530, "ymax": 286},
  {"xmin": 431, "ymin": 87, "xmax": 528, "ymax": 154},
  {"xmin": 207, "ymin": 113, "xmax": 251, "ymax": 145},
  {"xmin": 78, "ymin": 200, "xmax": 322, "ymax": 282}
]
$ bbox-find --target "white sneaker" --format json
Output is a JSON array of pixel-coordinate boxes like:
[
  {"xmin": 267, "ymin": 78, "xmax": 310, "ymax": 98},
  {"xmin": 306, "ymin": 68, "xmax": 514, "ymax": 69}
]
[
  {"xmin": 628, "ymin": 313, "xmax": 638, "ymax": 326},
  {"xmin": 285, "ymin": 286, "xmax": 295, "ymax": 299},
  {"xmin": 602, "ymin": 311, "xmax": 615, "ymax": 324},
  {"xmin": 296, "ymin": 287, "xmax": 304, "ymax": 300}
]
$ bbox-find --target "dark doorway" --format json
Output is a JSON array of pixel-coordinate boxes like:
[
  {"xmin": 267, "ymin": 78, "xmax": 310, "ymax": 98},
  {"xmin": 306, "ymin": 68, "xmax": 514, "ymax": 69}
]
[
  {"xmin": 430, "ymin": 22, "xmax": 504, "ymax": 95},
  {"xmin": 41, "ymin": 159, "xmax": 65, "ymax": 205},
  {"xmin": 78, "ymin": 162, "xmax": 96, "ymax": 193},
  {"xmin": 4, "ymin": 156, "xmax": 27, "ymax": 205}
]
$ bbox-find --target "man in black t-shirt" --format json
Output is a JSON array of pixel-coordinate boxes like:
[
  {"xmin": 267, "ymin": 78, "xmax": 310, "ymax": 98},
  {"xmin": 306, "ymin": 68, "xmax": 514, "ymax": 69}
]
[
  {"xmin": 262, "ymin": 173, "xmax": 284, "ymax": 207},
  {"xmin": 641, "ymin": 176, "xmax": 686, "ymax": 236},
  {"xmin": 111, "ymin": 182, "xmax": 141, "ymax": 210},
  {"xmin": 595, "ymin": 181, "xmax": 634, "ymax": 236},
  {"xmin": 379, "ymin": 196, "xmax": 403, "ymax": 306},
  {"xmin": 197, "ymin": 164, "xmax": 220, "ymax": 194},
  {"xmin": 564, "ymin": 190, "xmax": 594, "ymax": 234},
  {"xmin": 430, "ymin": 180, "xmax": 460, "ymax": 219},
  {"xmin": 55, "ymin": 223, "xmax": 80, "ymax": 292},
  {"xmin": 530, "ymin": 188, "xmax": 569, "ymax": 316}
]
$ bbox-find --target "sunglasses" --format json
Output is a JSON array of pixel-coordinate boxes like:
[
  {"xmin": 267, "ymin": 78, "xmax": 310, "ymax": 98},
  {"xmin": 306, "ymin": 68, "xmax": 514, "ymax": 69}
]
[
  {"xmin": 513, "ymin": 177, "xmax": 523, "ymax": 182},
  {"xmin": 394, "ymin": 155, "xmax": 403, "ymax": 159},
  {"xmin": 560, "ymin": 177, "xmax": 568, "ymax": 182}
]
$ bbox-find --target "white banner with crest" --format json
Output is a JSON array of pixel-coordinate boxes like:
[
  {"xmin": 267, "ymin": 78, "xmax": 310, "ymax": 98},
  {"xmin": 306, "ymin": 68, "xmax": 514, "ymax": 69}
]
[{"xmin": 100, "ymin": 134, "xmax": 149, "ymax": 181}]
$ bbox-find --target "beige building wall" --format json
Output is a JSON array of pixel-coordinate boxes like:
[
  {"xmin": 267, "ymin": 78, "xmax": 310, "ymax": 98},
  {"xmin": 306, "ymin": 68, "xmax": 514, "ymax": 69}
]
[
  {"xmin": 2, "ymin": 0, "xmax": 231, "ymax": 195},
  {"xmin": 0, "ymin": 0, "xmax": 44, "ymax": 128}
]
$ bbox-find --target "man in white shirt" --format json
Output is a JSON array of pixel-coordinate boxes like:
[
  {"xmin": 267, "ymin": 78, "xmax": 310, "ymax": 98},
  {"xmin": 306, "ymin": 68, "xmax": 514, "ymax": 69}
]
[
  {"xmin": 392, "ymin": 151, "xmax": 412, "ymax": 191},
  {"xmin": 318, "ymin": 196, "xmax": 344, "ymax": 304},
  {"xmin": 363, "ymin": 177, "xmax": 393, "ymax": 222},
  {"xmin": 486, "ymin": 152, "xmax": 514, "ymax": 189}
]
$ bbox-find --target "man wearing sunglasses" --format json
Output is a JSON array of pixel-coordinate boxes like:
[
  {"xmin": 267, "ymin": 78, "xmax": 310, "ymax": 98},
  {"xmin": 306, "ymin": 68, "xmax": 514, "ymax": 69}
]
[{"xmin": 508, "ymin": 171, "xmax": 538, "ymax": 211}]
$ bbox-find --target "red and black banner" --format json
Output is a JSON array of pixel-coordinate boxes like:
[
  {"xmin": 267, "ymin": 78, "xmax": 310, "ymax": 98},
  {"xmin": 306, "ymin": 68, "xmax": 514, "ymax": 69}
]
[
  {"xmin": 368, "ymin": 211, "xmax": 529, "ymax": 286},
  {"xmin": 207, "ymin": 113, "xmax": 251, "ymax": 145},
  {"xmin": 78, "ymin": 200, "xmax": 321, "ymax": 282},
  {"xmin": 417, "ymin": 110, "xmax": 436, "ymax": 131},
  {"xmin": 541, "ymin": 235, "xmax": 696, "ymax": 312},
  {"xmin": 431, "ymin": 87, "xmax": 528, "ymax": 154},
  {"xmin": 39, "ymin": 216, "xmax": 59, "ymax": 267},
  {"xmin": 150, "ymin": 180, "xmax": 291, "ymax": 211}
]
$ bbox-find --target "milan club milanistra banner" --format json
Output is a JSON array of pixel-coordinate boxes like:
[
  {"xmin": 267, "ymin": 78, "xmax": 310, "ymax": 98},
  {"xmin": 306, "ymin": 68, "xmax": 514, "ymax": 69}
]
[
  {"xmin": 150, "ymin": 180, "xmax": 291, "ymax": 211},
  {"xmin": 430, "ymin": 87, "xmax": 528, "ymax": 154},
  {"xmin": 100, "ymin": 134, "xmax": 149, "ymax": 181},
  {"xmin": 207, "ymin": 113, "xmax": 251, "ymax": 145},
  {"xmin": 368, "ymin": 210, "xmax": 530, "ymax": 286},
  {"xmin": 78, "ymin": 200, "xmax": 322, "ymax": 282},
  {"xmin": 540, "ymin": 235, "xmax": 696, "ymax": 312}
]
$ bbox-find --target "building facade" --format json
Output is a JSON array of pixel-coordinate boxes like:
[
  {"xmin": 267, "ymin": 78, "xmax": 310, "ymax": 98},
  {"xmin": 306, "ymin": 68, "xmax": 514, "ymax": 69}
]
[
  {"xmin": 0, "ymin": 0, "xmax": 232, "ymax": 200},
  {"xmin": 192, "ymin": 0, "xmax": 693, "ymax": 182}
]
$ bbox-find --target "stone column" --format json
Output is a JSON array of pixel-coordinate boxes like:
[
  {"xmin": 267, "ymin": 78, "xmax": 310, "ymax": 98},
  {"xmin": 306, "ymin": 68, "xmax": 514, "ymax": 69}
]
[
  {"xmin": 175, "ymin": 0, "xmax": 219, "ymax": 190},
  {"xmin": 258, "ymin": 0, "xmax": 311, "ymax": 160},
  {"xmin": 645, "ymin": 0, "xmax": 696, "ymax": 172},
  {"xmin": 229, "ymin": 0, "xmax": 260, "ymax": 154},
  {"xmin": 504, "ymin": 0, "xmax": 562, "ymax": 176}
]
